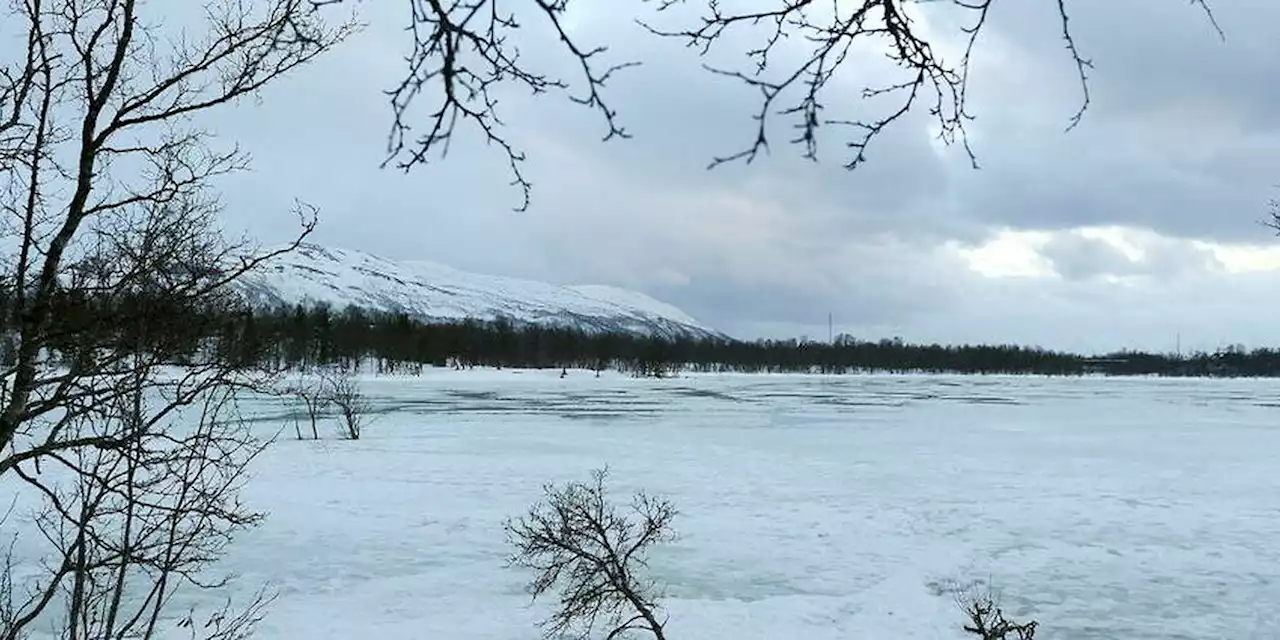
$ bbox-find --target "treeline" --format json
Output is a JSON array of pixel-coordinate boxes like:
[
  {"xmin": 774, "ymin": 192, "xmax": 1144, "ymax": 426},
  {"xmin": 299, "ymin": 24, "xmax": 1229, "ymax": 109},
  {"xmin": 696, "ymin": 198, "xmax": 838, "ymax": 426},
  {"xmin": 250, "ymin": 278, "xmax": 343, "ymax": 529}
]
[
  {"xmin": 209, "ymin": 304, "xmax": 1280, "ymax": 378},
  {"xmin": 8, "ymin": 288, "xmax": 1280, "ymax": 378}
]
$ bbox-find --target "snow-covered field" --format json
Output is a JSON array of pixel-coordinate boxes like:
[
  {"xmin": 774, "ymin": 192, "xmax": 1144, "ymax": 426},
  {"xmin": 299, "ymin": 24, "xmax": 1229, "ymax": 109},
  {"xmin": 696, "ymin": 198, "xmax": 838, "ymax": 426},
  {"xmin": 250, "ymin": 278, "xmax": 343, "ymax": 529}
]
[
  {"xmin": 176, "ymin": 369, "xmax": 1280, "ymax": 639},
  {"xmin": 8, "ymin": 369, "xmax": 1272, "ymax": 638}
]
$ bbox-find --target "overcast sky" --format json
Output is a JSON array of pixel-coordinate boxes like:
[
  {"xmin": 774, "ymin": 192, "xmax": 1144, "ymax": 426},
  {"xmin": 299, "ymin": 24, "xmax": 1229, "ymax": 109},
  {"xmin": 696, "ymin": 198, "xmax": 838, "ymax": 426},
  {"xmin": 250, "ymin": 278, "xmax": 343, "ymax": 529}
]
[{"xmin": 206, "ymin": 0, "xmax": 1280, "ymax": 354}]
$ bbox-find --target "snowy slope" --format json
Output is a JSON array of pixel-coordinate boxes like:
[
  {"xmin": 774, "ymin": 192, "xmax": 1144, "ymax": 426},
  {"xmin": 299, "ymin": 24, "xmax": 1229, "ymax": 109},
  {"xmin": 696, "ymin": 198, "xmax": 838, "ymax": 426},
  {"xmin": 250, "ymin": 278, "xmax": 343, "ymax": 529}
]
[{"xmin": 236, "ymin": 244, "xmax": 723, "ymax": 339}]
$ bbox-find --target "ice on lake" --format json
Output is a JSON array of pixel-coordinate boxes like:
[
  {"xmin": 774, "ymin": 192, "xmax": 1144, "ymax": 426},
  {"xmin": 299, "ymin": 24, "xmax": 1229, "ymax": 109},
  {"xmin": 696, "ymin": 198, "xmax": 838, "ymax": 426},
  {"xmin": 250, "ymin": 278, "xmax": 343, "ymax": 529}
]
[{"xmin": 209, "ymin": 371, "xmax": 1280, "ymax": 638}]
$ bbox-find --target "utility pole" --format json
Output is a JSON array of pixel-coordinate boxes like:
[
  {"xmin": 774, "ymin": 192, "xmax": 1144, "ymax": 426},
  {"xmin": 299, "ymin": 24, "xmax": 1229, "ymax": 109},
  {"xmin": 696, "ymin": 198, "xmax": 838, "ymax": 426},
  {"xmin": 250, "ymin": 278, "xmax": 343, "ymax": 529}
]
[{"xmin": 828, "ymin": 312, "xmax": 833, "ymax": 344}]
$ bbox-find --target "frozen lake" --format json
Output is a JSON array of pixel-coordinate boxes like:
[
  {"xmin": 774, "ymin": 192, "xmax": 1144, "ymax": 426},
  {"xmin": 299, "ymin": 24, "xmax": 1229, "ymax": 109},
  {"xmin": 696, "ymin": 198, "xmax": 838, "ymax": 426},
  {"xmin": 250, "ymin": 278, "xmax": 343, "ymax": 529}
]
[{"xmin": 216, "ymin": 370, "xmax": 1280, "ymax": 639}]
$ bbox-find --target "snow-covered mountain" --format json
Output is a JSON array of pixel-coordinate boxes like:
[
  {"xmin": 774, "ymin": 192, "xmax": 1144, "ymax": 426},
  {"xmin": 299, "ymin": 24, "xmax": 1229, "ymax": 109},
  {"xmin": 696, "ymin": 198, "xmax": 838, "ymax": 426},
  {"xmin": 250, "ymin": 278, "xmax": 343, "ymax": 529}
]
[{"xmin": 236, "ymin": 244, "xmax": 724, "ymax": 340}]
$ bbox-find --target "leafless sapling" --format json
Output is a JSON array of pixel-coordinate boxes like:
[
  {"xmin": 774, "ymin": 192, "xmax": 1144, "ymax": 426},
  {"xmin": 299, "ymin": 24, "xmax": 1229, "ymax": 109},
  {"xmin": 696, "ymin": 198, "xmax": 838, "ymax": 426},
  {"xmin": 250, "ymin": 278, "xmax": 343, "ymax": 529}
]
[
  {"xmin": 504, "ymin": 468, "xmax": 677, "ymax": 640},
  {"xmin": 326, "ymin": 369, "xmax": 369, "ymax": 440},
  {"xmin": 286, "ymin": 372, "xmax": 334, "ymax": 440}
]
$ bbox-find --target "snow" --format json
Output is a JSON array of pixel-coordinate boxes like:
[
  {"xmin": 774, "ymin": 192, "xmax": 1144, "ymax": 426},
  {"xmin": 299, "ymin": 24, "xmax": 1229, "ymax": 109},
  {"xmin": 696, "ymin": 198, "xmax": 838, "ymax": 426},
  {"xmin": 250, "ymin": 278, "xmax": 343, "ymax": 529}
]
[
  {"xmin": 236, "ymin": 244, "xmax": 721, "ymax": 339},
  {"xmin": 567, "ymin": 284, "xmax": 706, "ymax": 329},
  {"xmin": 11, "ymin": 370, "xmax": 1280, "ymax": 638},
  {"xmin": 209, "ymin": 371, "xmax": 1280, "ymax": 638}
]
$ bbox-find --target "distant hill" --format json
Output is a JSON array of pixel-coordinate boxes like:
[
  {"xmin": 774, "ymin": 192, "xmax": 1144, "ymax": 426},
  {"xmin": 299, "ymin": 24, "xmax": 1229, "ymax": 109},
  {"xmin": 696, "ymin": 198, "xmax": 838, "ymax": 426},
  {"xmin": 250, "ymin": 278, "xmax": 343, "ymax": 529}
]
[{"xmin": 235, "ymin": 243, "xmax": 724, "ymax": 340}]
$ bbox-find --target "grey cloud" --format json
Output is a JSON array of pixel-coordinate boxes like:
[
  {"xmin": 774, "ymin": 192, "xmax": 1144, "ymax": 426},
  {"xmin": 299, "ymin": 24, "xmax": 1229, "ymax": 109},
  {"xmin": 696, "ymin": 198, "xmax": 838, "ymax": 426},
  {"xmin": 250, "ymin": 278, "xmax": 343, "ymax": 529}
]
[
  {"xmin": 214, "ymin": 0, "xmax": 1280, "ymax": 246},
  {"xmin": 207, "ymin": 6, "xmax": 569, "ymax": 273},
  {"xmin": 942, "ymin": 0, "xmax": 1280, "ymax": 241},
  {"xmin": 642, "ymin": 243, "xmax": 968, "ymax": 337},
  {"xmin": 891, "ymin": 268, "xmax": 1280, "ymax": 355},
  {"xmin": 187, "ymin": 1, "xmax": 1280, "ymax": 348},
  {"xmin": 492, "ymin": 142, "xmax": 970, "ymax": 335},
  {"xmin": 728, "ymin": 264, "xmax": 1280, "ymax": 355},
  {"xmin": 1039, "ymin": 232, "xmax": 1223, "ymax": 281},
  {"xmin": 539, "ymin": 0, "xmax": 1280, "ymax": 243},
  {"xmin": 949, "ymin": 103, "xmax": 1280, "ymax": 242},
  {"xmin": 1137, "ymin": 236, "xmax": 1226, "ymax": 278},
  {"xmin": 505, "ymin": 31, "xmax": 969, "ymax": 241},
  {"xmin": 981, "ymin": 0, "xmax": 1280, "ymax": 126},
  {"xmin": 1039, "ymin": 234, "xmax": 1137, "ymax": 281},
  {"xmin": 962, "ymin": 130, "xmax": 1271, "ymax": 237}
]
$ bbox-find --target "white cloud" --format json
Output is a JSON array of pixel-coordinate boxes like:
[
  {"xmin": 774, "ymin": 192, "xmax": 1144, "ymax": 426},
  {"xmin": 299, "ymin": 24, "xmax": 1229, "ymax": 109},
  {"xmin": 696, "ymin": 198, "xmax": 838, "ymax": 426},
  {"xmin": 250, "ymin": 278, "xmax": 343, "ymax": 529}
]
[{"xmin": 951, "ymin": 229, "xmax": 1056, "ymax": 278}]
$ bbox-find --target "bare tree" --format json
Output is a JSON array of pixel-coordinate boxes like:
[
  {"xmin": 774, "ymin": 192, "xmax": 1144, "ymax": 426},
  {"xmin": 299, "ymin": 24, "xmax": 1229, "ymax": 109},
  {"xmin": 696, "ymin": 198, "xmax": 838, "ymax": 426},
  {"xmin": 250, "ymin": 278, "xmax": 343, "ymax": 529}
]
[
  {"xmin": 505, "ymin": 468, "xmax": 676, "ymax": 640},
  {"xmin": 312, "ymin": 0, "xmax": 1223, "ymax": 210},
  {"xmin": 957, "ymin": 584, "xmax": 1039, "ymax": 640},
  {"xmin": 0, "ymin": 0, "xmax": 355, "ymax": 476},
  {"xmin": 0, "ymin": 0, "xmax": 355, "ymax": 637},
  {"xmin": 325, "ymin": 369, "xmax": 369, "ymax": 440},
  {"xmin": 3, "ymin": 379, "xmax": 273, "ymax": 640},
  {"xmin": 0, "ymin": 507, "xmax": 18, "ymax": 635},
  {"xmin": 285, "ymin": 372, "xmax": 333, "ymax": 440}
]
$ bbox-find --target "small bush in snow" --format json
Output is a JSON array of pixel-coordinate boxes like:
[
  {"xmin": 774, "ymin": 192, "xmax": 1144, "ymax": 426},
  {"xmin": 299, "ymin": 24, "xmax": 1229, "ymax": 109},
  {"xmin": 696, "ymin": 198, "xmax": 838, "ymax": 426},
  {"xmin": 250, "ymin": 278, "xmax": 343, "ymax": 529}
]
[
  {"xmin": 327, "ymin": 371, "xmax": 370, "ymax": 440},
  {"xmin": 959, "ymin": 586, "xmax": 1038, "ymax": 640},
  {"xmin": 286, "ymin": 373, "xmax": 332, "ymax": 440},
  {"xmin": 505, "ymin": 468, "xmax": 675, "ymax": 640}
]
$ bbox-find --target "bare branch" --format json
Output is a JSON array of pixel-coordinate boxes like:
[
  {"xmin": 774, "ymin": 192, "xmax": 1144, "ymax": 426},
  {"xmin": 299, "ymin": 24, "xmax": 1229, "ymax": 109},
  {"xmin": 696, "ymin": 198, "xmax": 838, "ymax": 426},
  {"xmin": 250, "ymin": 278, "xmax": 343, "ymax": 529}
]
[
  {"xmin": 957, "ymin": 583, "xmax": 1039, "ymax": 640},
  {"xmin": 313, "ymin": 0, "xmax": 636, "ymax": 211},
  {"xmin": 313, "ymin": 0, "xmax": 1223, "ymax": 208},
  {"xmin": 505, "ymin": 468, "xmax": 675, "ymax": 640},
  {"xmin": 325, "ymin": 368, "xmax": 368, "ymax": 440},
  {"xmin": 1265, "ymin": 190, "xmax": 1280, "ymax": 234}
]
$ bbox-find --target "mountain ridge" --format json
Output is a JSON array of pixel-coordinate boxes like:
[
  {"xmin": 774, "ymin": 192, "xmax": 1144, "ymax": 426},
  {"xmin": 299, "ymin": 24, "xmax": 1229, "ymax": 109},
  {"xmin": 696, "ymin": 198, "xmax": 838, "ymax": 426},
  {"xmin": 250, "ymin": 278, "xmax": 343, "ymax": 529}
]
[{"xmin": 236, "ymin": 243, "xmax": 724, "ymax": 340}]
